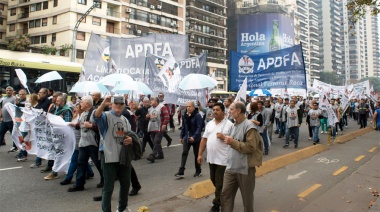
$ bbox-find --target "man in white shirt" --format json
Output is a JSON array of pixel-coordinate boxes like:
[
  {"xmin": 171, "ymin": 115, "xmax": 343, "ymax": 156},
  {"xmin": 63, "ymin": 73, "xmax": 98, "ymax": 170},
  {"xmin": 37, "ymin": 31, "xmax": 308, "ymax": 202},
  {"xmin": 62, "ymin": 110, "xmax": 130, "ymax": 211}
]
[{"xmin": 198, "ymin": 102, "xmax": 234, "ymax": 212}]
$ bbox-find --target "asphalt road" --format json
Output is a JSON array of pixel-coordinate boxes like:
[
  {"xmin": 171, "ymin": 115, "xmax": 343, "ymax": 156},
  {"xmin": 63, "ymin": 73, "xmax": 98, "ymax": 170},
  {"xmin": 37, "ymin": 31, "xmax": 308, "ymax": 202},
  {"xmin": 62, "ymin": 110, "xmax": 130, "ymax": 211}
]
[{"xmin": 0, "ymin": 117, "xmax": 376, "ymax": 212}]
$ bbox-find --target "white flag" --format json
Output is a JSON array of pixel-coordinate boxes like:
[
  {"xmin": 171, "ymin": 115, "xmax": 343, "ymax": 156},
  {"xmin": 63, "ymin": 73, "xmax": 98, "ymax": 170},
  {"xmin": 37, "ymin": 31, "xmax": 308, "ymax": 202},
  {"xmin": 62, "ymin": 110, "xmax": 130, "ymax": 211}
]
[
  {"xmin": 235, "ymin": 77, "xmax": 247, "ymax": 103},
  {"xmin": 15, "ymin": 69, "xmax": 28, "ymax": 90}
]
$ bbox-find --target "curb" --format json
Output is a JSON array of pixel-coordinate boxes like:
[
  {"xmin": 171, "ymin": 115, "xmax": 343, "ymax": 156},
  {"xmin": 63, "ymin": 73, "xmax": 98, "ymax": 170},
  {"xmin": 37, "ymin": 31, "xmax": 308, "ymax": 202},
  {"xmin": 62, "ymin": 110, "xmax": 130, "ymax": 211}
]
[
  {"xmin": 334, "ymin": 127, "xmax": 374, "ymax": 144},
  {"xmin": 183, "ymin": 144, "xmax": 327, "ymax": 199}
]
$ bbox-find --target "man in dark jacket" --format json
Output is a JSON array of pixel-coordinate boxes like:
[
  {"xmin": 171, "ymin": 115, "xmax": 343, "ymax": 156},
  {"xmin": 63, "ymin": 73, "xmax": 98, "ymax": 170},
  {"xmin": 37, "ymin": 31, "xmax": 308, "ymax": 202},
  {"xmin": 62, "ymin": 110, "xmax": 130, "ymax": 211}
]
[
  {"xmin": 175, "ymin": 101, "xmax": 203, "ymax": 178},
  {"xmin": 135, "ymin": 97, "xmax": 153, "ymax": 153},
  {"xmin": 35, "ymin": 88, "xmax": 51, "ymax": 112}
]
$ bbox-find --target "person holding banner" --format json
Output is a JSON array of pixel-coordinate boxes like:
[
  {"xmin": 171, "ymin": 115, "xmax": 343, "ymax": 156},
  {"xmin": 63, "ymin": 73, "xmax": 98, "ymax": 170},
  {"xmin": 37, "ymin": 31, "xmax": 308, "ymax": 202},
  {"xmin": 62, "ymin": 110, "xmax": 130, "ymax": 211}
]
[
  {"xmin": 93, "ymin": 95, "xmax": 134, "ymax": 212},
  {"xmin": 0, "ymin": 86, "xmax": 17, "ymax": 152}
]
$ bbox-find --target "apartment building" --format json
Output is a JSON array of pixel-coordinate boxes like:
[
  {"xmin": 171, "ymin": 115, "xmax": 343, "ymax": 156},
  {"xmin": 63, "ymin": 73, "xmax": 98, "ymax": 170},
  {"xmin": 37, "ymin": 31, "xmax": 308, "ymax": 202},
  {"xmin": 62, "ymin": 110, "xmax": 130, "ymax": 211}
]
[
  {"xmin": 186, "ymin": 0, "xmax": 228, "ymax": 91},
  {"xmin": 0, "ymin": 0, "xmax": 7, "ymax": 44},
  {"xmin": 3, "ymin": 0, "xmax": 186, "ymax": 63}
]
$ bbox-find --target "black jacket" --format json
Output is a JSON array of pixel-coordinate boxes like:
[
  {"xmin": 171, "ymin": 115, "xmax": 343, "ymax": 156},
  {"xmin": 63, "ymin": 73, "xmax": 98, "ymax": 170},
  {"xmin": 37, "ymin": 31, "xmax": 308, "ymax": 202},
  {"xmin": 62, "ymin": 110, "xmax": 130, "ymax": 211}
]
[
  {"xmin": 135, "ymin": 106, "xmax": 150, "ymax": 131},
  {"xmin": 35, "ymin": 97, "xmax": 51, "ymax": 112}
]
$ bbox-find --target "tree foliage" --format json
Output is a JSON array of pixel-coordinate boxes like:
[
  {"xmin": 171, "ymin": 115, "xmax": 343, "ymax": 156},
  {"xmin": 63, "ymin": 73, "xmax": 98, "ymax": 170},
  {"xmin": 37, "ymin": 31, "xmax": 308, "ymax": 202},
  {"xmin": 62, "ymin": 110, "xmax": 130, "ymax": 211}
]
[
  {"xmin": 346, "ymin": 0, "xmax": 379, "ymax": 23},
  {"xmin": 360, "ymin": 77, "xmax": 380, "ymax": 92},
  {"xmin": 6, "ymin": 34, "xmax": 31, "ymax": 51},
  {"xmin": 319, "ymin": 71, "xmax": 343, "ymax": 85}
]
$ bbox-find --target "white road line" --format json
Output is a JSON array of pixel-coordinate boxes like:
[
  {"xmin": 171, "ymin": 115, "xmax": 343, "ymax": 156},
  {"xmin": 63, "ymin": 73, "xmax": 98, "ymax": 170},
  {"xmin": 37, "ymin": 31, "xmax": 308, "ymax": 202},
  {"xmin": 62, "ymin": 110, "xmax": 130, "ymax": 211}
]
[
  {"xmin": 162, "ymin": 144, "xmax": 182, "ymax": 148},
  {"xmin": 0, "ymin": 166, "xmax": 23, "ymax": 171}
]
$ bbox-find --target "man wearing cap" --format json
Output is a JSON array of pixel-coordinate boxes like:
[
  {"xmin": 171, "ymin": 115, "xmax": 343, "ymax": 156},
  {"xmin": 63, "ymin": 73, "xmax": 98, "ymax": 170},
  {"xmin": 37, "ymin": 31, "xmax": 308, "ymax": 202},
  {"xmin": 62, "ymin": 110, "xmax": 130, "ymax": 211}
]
[
  {"xmin": 146, "ymin": 96, "xmax": 170, "ymax": 163},
  {"xmin": 93, "ymin": 95, "xmax": 135, "ymax": 212}
]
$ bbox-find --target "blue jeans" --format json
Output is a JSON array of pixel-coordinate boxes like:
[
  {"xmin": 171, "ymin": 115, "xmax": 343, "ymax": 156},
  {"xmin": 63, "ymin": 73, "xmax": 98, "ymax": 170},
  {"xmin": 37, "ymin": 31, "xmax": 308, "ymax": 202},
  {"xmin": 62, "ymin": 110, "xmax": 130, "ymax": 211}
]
[
  {"xmin": 76, "ymin": 145, "xmax": 103, "ymax": 187},
  {"xmin": 275, "ymin": 118, "xmax": 280, "ymax": 133},
  {"xmin": 312, "ymin": 126, "xmax": 320, "ymax": 142},
  {"xmin": 279, "ymin": 121, "xmax": 286, "ymax": 136},
  {"xmin": 285, "ymin": 126, "xmax": 299, "ymax": 146},
  {"xmin": 260, "ymin": 129, "xmax": 269, "ymax": 152},
  {"xmin": 65, "ymin": 149, "xmax": 94, "ymax": 181}
]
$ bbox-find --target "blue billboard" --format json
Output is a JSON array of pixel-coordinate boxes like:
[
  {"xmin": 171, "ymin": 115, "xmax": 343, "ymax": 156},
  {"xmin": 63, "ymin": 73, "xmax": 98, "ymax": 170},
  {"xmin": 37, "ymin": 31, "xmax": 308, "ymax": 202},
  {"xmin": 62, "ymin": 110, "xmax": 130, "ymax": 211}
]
[{"xmin": 237, "ymin": 14, "xmax": 295, "ymax": 54}]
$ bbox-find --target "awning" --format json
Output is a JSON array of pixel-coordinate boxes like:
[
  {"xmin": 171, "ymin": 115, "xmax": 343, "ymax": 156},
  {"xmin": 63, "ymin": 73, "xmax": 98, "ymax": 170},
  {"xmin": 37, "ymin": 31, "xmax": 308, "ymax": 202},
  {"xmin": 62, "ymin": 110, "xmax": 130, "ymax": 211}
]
[{"xmin": 0, "ymin": 58, "xmax": 82, "ymax": 73}]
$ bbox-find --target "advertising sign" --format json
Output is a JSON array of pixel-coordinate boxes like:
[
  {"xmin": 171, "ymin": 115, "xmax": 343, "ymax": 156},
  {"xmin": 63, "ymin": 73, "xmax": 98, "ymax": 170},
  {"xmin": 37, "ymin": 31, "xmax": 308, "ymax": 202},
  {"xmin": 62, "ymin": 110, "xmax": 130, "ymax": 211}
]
[{"xmin": 238, "ymin": 14, "xmax": 295, "ymax": 54}]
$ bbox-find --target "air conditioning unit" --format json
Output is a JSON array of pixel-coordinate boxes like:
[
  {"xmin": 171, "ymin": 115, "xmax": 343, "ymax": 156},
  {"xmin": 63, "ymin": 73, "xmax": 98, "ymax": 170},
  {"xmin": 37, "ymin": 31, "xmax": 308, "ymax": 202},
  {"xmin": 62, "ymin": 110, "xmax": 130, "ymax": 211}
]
[
  {"xmin": 157, "ymin": 5, "xmax": 162, "ymax": 10},
  {"xmin": 126, "ymin": 8, "xmax": 131, "ymax": 13},
  {"xmin": 170, "ymin": 22, "xmax": 175, "ymax": 27},
  {"xmin": 150, "ymin": 19, "xmax": 155, "ymax": 24},
  {"xmin": 150, "ymin": 5, "xmax": 155, "ymax": 10},
  {"xmin": 137, "ymin": 30, "xmax": 141, "ymax": 34},
  {"xmin": 190, "ymin": 45, "xmax": 195, "ymax": 48},
  {"xmin": 126, "ymin": 25, "xmax": 131, "ymax": 29}
]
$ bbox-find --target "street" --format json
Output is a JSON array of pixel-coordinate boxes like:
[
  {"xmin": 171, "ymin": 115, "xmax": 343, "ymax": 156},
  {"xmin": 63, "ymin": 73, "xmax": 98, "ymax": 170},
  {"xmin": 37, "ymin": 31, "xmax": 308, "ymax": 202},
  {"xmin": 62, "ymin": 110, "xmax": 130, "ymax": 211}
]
[{"xmin": 0, "ymin": 118, "xmax": 379, "ymax": 212}]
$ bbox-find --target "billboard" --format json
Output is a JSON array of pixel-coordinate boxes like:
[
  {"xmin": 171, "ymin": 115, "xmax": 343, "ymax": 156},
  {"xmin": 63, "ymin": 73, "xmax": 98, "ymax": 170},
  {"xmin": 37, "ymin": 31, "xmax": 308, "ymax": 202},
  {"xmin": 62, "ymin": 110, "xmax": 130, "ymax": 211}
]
[{"xmin": 237, "ymin": 14, "xmax": 295, "ymax": 54}]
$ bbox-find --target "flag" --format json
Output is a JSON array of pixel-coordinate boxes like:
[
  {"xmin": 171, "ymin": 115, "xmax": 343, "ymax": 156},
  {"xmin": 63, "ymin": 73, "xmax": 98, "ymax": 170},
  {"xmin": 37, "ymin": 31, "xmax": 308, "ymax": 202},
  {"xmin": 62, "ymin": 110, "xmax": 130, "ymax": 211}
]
[
  {"xmin": 235, "ymin": 77, "xmax": 247, "ymax": 103},
  {"xmin": 15, "ymin": 69, "xmax": 28, "ymax": 91}
]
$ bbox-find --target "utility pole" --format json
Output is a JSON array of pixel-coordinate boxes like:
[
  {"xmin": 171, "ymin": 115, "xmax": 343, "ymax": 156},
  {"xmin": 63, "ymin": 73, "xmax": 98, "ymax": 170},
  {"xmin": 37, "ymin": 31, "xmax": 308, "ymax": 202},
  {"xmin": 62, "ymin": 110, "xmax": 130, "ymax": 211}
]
[{"xmin": 71, "ymin": 0, "xmax": 102, "ymax": 62}]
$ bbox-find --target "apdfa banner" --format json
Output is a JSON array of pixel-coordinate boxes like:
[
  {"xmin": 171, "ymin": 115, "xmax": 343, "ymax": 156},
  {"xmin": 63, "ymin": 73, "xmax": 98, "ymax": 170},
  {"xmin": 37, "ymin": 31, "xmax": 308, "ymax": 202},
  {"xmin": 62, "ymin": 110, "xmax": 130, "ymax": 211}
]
[
  {"xmin": 229, "ymin": 44, "xmax": 306, "ymax": 92},
  {"xmin": 238, "ymin": 13, "xmax": 295, "ymax": 54}
]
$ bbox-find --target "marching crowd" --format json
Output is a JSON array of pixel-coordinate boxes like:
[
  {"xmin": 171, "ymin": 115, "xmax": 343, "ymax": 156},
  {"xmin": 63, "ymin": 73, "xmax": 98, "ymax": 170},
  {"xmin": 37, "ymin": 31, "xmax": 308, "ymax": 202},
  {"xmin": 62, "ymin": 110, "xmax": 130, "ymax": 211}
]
[{"xmin": 0, "ymin": 85, "xmax": 379, "ymax": 212}]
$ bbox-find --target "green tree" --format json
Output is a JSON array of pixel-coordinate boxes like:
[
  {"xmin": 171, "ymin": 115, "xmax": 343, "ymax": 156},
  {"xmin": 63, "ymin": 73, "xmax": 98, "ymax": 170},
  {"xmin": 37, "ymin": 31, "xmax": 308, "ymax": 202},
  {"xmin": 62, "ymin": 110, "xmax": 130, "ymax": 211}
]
[
  {"xmin": 347, "ymin": 0, "xmax": 379, "ymax": 23},
  {"xmin": 7, "ymin": 34, "xmax": 31, "ymax": 51},
  {"xmin": 319, "ymin": 71, "xmax": 342, "ymax": 85},
  {"xmin": 360, "ymin": 77, "xmax": 380, "ymax": 92}
]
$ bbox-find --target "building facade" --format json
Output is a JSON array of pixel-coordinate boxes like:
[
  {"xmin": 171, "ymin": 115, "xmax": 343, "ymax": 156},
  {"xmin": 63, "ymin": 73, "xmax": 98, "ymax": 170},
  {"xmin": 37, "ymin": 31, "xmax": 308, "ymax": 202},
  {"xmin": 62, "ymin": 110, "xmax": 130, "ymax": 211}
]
[{"xmin": 186, "ymin": 0, "xmax": 228, "ymax": 91}]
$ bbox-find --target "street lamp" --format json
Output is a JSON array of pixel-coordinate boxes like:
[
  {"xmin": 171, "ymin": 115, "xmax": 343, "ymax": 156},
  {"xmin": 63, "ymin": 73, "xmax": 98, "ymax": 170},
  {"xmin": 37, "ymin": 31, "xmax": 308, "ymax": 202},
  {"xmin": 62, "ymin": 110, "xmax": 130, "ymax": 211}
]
[{"xmin": 71, "ymin": 0, "xmax": 102, "ymax": 62}]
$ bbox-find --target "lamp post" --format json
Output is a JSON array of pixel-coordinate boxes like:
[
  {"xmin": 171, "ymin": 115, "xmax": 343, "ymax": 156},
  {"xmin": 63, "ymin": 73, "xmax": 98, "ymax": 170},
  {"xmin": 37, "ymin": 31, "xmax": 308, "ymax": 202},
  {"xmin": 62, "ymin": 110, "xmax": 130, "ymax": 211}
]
[{"xmin": 71, "ymin": 0, "xmax": 102, "ymax": 62}]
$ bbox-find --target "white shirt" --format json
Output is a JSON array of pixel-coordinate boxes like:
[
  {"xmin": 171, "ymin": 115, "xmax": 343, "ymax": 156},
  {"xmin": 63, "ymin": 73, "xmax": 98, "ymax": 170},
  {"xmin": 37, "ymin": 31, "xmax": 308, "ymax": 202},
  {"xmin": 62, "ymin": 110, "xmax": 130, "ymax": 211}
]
[{"xmin": 202, "ymin": 118, "xmax": 234, "ymax": 166}]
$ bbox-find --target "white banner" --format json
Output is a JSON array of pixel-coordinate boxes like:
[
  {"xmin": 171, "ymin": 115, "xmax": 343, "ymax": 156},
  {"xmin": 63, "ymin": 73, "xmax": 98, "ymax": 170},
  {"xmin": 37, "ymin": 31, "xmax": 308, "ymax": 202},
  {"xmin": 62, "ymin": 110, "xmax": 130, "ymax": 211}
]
[
  {"xmin": 235, "ymin": 77, "xmax": 247, "ymax": 103},
  {"xmin": 5, "ymin": 103, "xmax": 75, "ymax": 173},
  {"xmin": 326, "ymin": 105, "xmax": 339, "ymax": 127}
]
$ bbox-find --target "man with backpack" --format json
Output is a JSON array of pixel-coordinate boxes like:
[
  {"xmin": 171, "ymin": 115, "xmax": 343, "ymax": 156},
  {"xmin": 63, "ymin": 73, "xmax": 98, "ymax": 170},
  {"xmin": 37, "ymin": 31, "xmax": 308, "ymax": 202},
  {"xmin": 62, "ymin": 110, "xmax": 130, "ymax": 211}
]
[{"xmin": 68, "ymin": 96, "xmax": 104, "ymax": 192}]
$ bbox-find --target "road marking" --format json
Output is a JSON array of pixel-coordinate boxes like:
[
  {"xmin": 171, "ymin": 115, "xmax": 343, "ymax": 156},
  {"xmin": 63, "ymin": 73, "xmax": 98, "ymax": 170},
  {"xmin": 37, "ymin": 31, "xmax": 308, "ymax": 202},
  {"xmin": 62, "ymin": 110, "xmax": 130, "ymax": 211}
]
[
  {"xmin": 316, "ymin": 157, "xmax": 339, "ymax": 164},
  {"xmin": 162, "ymin": 144, "xmax": 182, "ymax": 149},
  {"xmin": 287, "ymin": 170, "xmax": 308, "ymax": 180},
  {"xmin": 0, "ymin": 166, "xmax": 23, "ymax": 171},
  {"xmin": 297, "ymin": 184, "xmax": 322, "ymax": 198},
  {"xmin": 332, "ymin": 166, "xmax": 348, "ymax": 176},
  {"xmin": 369, "ymin": 147, "xmax": 377, "ymax": 153},
  {"xmin": 355, "ymin": 155, "xmax": 365, "ymax": 161}
]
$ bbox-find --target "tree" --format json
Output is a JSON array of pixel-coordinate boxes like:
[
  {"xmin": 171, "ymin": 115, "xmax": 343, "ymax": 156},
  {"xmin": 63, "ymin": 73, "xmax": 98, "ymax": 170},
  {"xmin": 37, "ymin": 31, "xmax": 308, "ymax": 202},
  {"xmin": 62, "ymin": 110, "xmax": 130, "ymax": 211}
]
[
  {"xmin": 319, "ymin": 71, "xmax": 342, "ymax": 85},
  {"xmin": 360, "ymin": 77, "xmax": 380, "ymax": 92},
  {"xmin": 7, "ymin": 34, "xmax": 31, "ymax": 51},
  {"xmin": 346, "ymin": 0, "xmax": 379, "ymax": 23}
]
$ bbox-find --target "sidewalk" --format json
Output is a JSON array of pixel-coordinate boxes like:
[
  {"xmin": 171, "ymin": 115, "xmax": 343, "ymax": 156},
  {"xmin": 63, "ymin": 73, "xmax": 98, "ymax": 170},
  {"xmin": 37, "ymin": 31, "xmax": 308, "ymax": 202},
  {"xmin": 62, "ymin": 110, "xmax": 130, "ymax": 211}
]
[{"xmin": 141, "ymin": 127, "xmax": 379, "ymax": 212}]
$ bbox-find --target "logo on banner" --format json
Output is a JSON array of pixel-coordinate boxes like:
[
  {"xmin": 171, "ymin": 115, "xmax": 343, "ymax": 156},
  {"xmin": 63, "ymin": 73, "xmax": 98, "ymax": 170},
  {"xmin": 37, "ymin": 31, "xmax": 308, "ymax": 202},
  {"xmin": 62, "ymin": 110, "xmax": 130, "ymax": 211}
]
[
  {"xmin": 101, "ymin": 47, "xmax": 111, "ymax": 62},
  {"xmin": 238, "ymin": 55, "xmax": 254, "ymax": 74},
  {"xmin": 155, "ymin": 58, "xmax": 181, "ymax": 93}
]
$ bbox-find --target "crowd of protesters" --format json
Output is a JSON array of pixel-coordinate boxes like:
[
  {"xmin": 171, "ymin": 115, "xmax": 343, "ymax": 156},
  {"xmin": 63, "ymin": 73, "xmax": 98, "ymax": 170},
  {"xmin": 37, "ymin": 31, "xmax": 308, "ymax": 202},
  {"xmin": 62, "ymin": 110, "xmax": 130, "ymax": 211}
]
[{"xmin": 0, "ymin": 86, "xmax": 378, "ymax": 212}]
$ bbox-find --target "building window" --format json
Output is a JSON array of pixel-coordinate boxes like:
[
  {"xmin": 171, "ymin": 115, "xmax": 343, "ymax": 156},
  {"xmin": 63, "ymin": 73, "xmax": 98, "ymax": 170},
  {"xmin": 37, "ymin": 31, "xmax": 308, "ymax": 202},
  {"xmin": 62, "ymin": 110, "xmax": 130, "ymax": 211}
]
[
  {"xmin": 43, "ymin": 1, "xmax": 48, "ymax": 9},
  {"xmin": 52, "ymin": 33, "xmax": 56, "ymax": 42},
  {"xmin": 0, "ymin": 3, "xmax": 4, "ymax": 11},
  {"xmin": 42, "ymin": 18, "xmax": 47, "ymax": 26},
  {"xmin": 76, "ymin": 31, "xmax": 85, "ymax": 41},
  {"xmin": 53, "ymin": 0, "xmax": 58, "ymax": 7},
  {"xmin": 29, "ymin": 20, "xmax": 35, "ymax": 28},
  {"xmin": 0, "ymin": 32, "xmax": 2, "ymax": 39},
  {"xmin": 77, "ymin": 14, "xmax": 86, "ymax": 23},
  {"xmin": 92, "ymin": 17, "xmax": 101, "ymax": 26},
  {"xmin": 76, "ymin": 50, "xmax": 85, "ymax": 59},
  {"xmin": 0, "ymin": 18, "xmax": 3, "ymax": 25},
  {"xmin": 10, "ymin": 8, "xmax": 16, "ymax": 16},
  {"xmin": 35, "ymin": 19, "xmax": 41, "ymax": 27},
  {"xmin": 53, "ymin": 16, "xmax": 57, "ymax": 24},
  {"xmin": 36, "ymin": 3, "xmax": 42, "ymax": 11},
  {"xmin": 9, "ymin": 24, "xmax": 15, "ymax": 32},
  {"xmin": 31, "ymin": 36, "xmax": 40, "ymax": 44},
  {"xmin": 41, "ymin": 35, "xmax": 47, "ymax": 43},
  {"xmin": 78, "ymin": 0, "xmax": 86, "ymax": 5},
  {"xmin": 95, "ymin": 2, "xmax": 101, "ymax": 8},
  {"xmin": 30, "ymin": 4, "xmax": 36, "ymax": 12}
]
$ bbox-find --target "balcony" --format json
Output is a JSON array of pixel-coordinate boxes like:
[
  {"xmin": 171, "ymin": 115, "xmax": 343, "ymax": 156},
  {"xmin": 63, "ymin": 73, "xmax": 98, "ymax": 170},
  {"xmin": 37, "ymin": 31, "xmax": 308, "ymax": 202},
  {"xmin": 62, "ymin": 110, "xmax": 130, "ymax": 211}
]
[
  {"xmin": 18, "ymin": 12, "xmax": 29, "ymax": 19},
  {"xmin": 106, "ymin": 10, "xmax": 120, "ymax": 18},
  {"xmin": 106, "ymin": 26, "xmax": 120, "ymax": 34},
  {"xmin": 17, "ymin": 28, "xmax": 28, "ymax": 36}
]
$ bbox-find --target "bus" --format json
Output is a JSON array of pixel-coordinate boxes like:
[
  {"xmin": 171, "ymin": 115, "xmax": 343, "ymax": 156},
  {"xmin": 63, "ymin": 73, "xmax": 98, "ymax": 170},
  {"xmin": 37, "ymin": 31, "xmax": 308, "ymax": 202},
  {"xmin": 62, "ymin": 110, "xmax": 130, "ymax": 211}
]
[
  {"xmin": 210, "ymin": 91, "xmax": 237, "ymax": 100},
  {"xmin": 0, "ymin": 50, "xmax": 82, "ymax": 93}
]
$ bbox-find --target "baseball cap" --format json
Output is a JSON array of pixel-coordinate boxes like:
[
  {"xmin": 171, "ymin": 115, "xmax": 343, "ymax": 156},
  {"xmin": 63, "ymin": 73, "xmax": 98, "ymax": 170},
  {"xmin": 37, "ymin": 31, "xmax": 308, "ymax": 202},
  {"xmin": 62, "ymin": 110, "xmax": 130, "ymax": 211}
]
[{"xmin": 111, "ymin": 96, "xmax": 125, "ymax": 104}]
